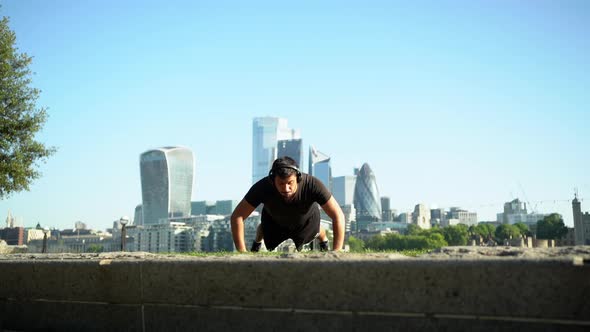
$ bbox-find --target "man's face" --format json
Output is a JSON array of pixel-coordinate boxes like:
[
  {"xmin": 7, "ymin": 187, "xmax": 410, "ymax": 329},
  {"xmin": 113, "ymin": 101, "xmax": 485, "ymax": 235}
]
[{"xmin": 273, "ymin": 174, "xmax": 298, "ymax": 201}]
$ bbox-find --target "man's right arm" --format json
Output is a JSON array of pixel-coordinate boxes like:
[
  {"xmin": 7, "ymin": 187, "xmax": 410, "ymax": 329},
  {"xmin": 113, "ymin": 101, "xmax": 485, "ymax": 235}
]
[{"xmin": 230, "ymin": 199, "xmax": 256, "ymax": 252}]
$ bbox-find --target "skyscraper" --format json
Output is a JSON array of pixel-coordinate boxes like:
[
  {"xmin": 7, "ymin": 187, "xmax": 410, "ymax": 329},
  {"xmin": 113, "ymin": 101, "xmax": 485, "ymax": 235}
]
[
  {"xmin": 381, "ymin": 196, "xmax": 393, "ymax": 221},
  {"xmin": 252, "ymin": 117, "xmax": 300, "ymax": 184},
  {"xmin": 134, "ymin": 204, "xmax": 142, "ymax": 226},
  {"xmin": 308, "ymin": 145, "xmax": 332, "ymax": 190},
  {"xmin": 353, "ymin": 163, "xmax": 382, "ymax": 222},
  {"xmin": 332, "ymin": 175, "xmax": 357, "ymax": 234},
  {"xmin": 277, "ymin": 138, "xmax": 303, "ymax": 167},
  {"xmin": 431, "ymin": 208, "xmax": 445, "ymax": 225},
  {"xmin": 140, "ymin": 147, "xmax": 194, "ymax": 225},
  {"xmin": 333, "ymin": 176, "xmax": 356, "ymax": 206}
]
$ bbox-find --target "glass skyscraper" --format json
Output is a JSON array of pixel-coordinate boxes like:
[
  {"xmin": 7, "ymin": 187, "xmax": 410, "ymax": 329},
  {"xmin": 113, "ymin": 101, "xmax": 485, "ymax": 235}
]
[
  {"xmin": 252, "ymin": 117, "xmax": 299, "ymax": 184},
  {"xmin": 353, "ymin": 163, "xmax": 382, "ymax": 221},
  {"xmin": 140, "ymin": 147, "xmax": 194, "ymax": 225},
  {"xmin": 134, "ymin": 204, "xmax": 142, "ymax": 226},
  {"xmin": 308, "ymin": 145, "xmax": 332, "ymax": 190},
  {"xmin": 333, "ymin": 176, "xmax": 356, "ymax": 206},
  {"xmin": 277, "ymin": 138, "xmax": 303, "ymax": 167}
]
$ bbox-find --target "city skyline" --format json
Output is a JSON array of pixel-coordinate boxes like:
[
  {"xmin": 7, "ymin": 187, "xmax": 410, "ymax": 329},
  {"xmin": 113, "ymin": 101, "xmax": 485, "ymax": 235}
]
[{"xmin": 0, "ymin": 1, "xmax": 588, "ymax": 230}]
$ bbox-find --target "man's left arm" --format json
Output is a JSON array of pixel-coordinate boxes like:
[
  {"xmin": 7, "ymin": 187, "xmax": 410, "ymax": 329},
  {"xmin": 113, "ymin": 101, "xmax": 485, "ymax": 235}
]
[{"xmin": 321, "ymin": 196, "xmax": 345, "ymax": 251}]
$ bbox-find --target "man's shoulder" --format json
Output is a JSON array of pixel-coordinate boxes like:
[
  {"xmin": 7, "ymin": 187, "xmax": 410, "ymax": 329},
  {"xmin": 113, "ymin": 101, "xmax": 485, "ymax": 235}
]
[
  {"xmin": 301, "ymin": 173, "xmax": 312, "ymax": 181},
  {"xmin": 245, "ymin": 177, "xmax": 274, "ymax": 206},
  {"xmin": 299, "ymin": 173, "xmax": 312, "ymax": 186}
]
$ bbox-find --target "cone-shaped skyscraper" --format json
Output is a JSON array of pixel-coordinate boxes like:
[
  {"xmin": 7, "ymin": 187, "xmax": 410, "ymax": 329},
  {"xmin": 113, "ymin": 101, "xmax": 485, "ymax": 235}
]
[{"xmin": 353, "ymin": 163, "xmax": 382, "ymax": 221}]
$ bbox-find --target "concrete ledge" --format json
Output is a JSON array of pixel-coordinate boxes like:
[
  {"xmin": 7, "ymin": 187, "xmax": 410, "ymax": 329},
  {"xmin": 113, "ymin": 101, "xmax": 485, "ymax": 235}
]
[
  {"xmin": 139, "ymin": 259, "xmax": 590, "ymax": 320},
  {"xmin": 142, "ymin": 304, "xmax": 590, "ymax": 332},
  {"xmin": 0, "ymin": 299, "xmax": 143, "ymax": 332},
  {"xmin": 1, "ymin": 248, "xmax": 589, "ymax": 331},
  {"xmin": 0, "ymin": 260, "xmax": 142, "ymax": 304}
]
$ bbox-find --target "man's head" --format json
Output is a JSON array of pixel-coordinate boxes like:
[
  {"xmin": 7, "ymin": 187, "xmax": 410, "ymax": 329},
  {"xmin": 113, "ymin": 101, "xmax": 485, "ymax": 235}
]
[{"xmin": 268, "ymin": 157, "xmax": 301, "ymax": 201}]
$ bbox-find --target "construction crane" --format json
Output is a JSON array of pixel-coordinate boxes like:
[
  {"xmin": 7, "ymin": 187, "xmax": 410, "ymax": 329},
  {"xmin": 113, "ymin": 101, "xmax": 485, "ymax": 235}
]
[{"xmin": 518, "ymin": 182, "xmax": 537, "ymax": 214}]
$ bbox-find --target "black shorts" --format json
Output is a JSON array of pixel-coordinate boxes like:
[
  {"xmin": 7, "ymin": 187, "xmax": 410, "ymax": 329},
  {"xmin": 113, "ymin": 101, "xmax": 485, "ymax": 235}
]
[{"xmin": 261, "ymin": 214, "xmax": 320, "ymax": 251}]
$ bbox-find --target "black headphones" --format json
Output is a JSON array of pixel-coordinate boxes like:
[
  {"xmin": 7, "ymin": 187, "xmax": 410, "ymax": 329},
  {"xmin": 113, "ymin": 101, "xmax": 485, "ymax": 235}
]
[{"xmin": 268, "ymin": 163, "xmax": 302, "ymax": 183}]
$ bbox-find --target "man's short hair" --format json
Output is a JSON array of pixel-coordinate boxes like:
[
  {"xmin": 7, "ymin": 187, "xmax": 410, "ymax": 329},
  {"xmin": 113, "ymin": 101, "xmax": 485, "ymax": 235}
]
[{"xmin": 269, "ymin": 157, "xmax": 301, "ymax": 181}]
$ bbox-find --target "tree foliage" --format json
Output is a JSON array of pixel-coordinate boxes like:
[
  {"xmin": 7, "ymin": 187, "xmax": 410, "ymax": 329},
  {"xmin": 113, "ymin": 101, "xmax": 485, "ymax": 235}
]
[
  {"xmin": 347, "ymin": 235, "xmax": 365, "ymax": 252},
  {"xmin": 536, "ymin": 213, "xmax": 568, "ymax": 240},
  {"xmin": 494, "ymin": 224, "xmax": 521, "ymax": 244},
  {"xmin": 473, "ymin": 223, "xmax": 496, "ymax": 242},
  {"xmin": 406, "ymin": 223, "xmax": 421, "ymax": 236},
  {"xmin": 441, "ymin": 224, "xmax": 469, "ymax": 246},
  {"xmin": 0, "ymin": 16, "xmax": 55, "ymax": 199},
  {"xmin": 86, "ymin": 244, "xmax": 104, "ymax": 253},
  {"xmin": 364, "ymin": 232, "xmax": 448, "ymax": 251},
  {"xmin": 513, "ymin": 222, "xmax": 531, "ymax": 239}
]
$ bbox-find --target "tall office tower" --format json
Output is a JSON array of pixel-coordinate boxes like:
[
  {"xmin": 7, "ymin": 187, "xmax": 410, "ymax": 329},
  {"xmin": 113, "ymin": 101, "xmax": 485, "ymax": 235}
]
[
  {"xmin": 573, "ymin": 193, "xmax": 585, "ymax": 245},
  {"xmin": 277, "ymin": 138, "xmax": 303, "ymax": 167},
  {"xmin": 353, "ymin": 163, "xmax": 382, "ymax": 222},
  {"xmin": 308, "ymin": 145, "xmax": 332, "ymax": 190},
  {"xmin": 413, "ymin": 204, "xmax": 431, "ymax": 229},
  {"xmin": 333, "ymin": 175, "xmax": 357, "ymax": 234},
  {"xmin": 333, "ymin": 176, "xmax": 356, "ymax": 206},
  {"xmin": 134, "ymin": 204, "xmax": 143, "ymax": 226},
  {"xmin": 252, "ymin": 117, "xmax": 300, "ymax": 184},
  {"xmin": 381, "ymin": 196, "xmax": 393, "ymax": 221},
  {"xmin": 431, "ymin": 208, "xmax": 444, "ymax": 225},
  {"xmin": 140, "ymin": 147, "xmax": 194, "ymax": 226}
]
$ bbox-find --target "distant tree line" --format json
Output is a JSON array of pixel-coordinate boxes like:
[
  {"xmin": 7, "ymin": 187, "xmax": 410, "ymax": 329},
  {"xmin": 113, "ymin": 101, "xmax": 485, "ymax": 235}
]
[{"xmin": 348, "ymin": 213, "xmax": 568, "ymax": 252}]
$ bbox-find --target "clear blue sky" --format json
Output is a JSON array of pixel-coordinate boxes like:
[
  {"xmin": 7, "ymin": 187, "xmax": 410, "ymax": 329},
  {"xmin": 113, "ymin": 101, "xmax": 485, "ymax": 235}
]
[{"xmin": 1, "ymin": 0, "xmax": 588, "ymax": 230}]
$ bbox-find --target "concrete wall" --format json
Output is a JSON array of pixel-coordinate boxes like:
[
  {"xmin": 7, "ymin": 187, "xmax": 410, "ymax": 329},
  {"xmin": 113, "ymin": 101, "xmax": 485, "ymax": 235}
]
[{"xmin": 1, "ymin": 250, "xmax": 589, "ymax": 332}]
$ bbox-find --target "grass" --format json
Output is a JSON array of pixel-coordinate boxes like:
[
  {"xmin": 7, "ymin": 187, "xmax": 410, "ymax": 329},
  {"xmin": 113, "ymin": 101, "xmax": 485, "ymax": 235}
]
[
  {"xmin": 161, "ymin": 248, "xmax": 432, "ymax": 257},
  {"xmin": 348, "ymin": 248, "xmax": 433, "ymax": 257}
]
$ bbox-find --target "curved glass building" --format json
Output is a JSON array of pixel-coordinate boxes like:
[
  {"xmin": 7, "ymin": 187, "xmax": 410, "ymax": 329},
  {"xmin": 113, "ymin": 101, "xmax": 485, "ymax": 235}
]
[
  {"xmin": 308, "ymin": 145, "xmax": 332, "ymax": 190},
  {"xmin": 353, "ymin": 163, "xmax": 382, "ymax": 221},
  {"xmin": 140, "ymin": 147, "xmax": 194, "ymax": 225}
]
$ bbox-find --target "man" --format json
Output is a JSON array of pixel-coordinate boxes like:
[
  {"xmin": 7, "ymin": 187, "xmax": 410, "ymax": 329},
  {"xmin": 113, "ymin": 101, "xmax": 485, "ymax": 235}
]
[{"xmin": 231, "ymin": 156, "xmax": 345, "ymax": 252}]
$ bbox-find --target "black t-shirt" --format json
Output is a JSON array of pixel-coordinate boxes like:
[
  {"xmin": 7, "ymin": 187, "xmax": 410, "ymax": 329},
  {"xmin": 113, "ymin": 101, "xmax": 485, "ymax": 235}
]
[{"xmin": 244, "ymin": 173, "xmax": 332, "ymax": 230}]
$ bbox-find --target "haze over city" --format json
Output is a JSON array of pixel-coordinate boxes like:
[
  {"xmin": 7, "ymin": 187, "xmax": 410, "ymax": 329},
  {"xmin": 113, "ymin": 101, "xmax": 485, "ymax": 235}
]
[{"xmin": 0, "ymin": 0, "xmax": 588, "ymax": 230}]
